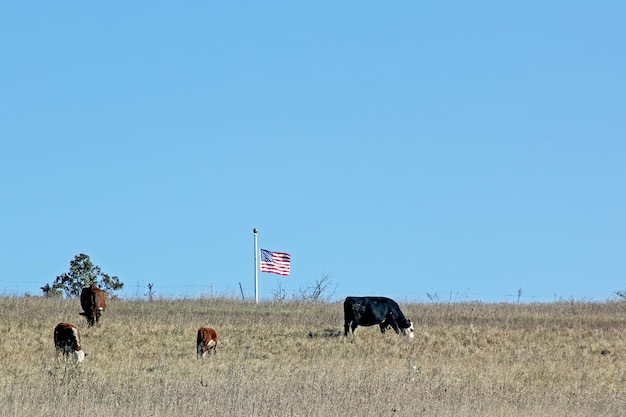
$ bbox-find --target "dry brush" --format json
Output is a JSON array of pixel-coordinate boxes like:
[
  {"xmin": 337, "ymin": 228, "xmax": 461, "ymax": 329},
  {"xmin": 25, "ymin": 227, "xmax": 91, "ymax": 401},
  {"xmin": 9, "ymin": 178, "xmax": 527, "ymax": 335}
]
[{"xmin": 1, "ymin": 297, "xmax": 625, "ymax": 417}]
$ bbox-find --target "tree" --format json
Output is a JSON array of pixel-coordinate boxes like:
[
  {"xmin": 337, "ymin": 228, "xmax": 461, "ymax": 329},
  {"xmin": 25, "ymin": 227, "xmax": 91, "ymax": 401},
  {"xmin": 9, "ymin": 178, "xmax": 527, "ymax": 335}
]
[
  {"xmin": 298, "ymin": 274, "xmax": 335, "ymax": 302},
  {"xmin": 40, "ymin": 283, "xmax": 62, "ymax": 298},
  {"xmin": 45, "ymin": 253, "xmax": 124, "ymax": 298}
]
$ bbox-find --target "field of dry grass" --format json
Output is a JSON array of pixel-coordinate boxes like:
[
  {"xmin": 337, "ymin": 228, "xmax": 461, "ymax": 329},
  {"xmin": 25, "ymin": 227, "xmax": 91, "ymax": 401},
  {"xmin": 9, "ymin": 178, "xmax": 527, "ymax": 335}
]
[{"xmin": 1, "ymin": 296, "xmax": 625, "ymax": 416}]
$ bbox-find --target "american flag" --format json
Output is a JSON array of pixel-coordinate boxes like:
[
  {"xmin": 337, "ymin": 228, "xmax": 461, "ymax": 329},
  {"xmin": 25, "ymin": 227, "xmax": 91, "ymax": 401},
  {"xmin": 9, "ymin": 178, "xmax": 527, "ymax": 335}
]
[{"xmin": 260, "ymin": 249, "xmax": 291, "ymax": 276}]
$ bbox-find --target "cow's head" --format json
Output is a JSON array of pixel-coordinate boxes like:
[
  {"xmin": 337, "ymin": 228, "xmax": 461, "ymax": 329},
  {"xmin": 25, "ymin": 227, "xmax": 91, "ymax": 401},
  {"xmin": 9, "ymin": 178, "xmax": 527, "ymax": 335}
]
[
  {"xmin": 401, "ymin": 321, "xmax": 415, "ymax": 338},
  {"xmin": 73, "ymin": 350, "xmax": 86, "ymax": 364}
]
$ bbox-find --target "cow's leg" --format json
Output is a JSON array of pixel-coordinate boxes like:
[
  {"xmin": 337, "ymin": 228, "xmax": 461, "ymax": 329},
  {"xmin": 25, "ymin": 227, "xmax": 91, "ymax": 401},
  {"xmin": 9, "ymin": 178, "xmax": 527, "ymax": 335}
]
[
  {"xmin": 197, "ymin": 341, "xmax": 205, "ymax": 359},
  {"xmin": 63, "ymin": 346, "xmax": 71, "ymax": 362},
  {"xmin": 83, "ymin": 313, "xmax": 95, "ymax": 327},
  {"xmin": 79, "ymin": 311, "xmax": 91, "ymax": 327},
  {"xmin": 388, "ymin": 318, "xmax": 401, "ymax": 334},
  {"xmin": 344, "ymin": 321, "xmax": 352, "ymax": 337}
]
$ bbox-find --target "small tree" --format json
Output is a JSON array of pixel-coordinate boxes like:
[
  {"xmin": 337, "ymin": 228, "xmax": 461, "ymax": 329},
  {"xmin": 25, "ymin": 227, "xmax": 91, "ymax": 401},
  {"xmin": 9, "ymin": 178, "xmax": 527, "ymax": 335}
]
[
  {"xmin": 272, "ymin": 279, "xmax": 287, "ymax": 302},
  {"xmin": 44, "ymin": 253, "xmax": 124, "ymax": 298},
  {"xmin": 298, "ymin": 274, "xmax": 335, "ymax": 302},
  {"xmin": 40, "ymin": 283, "xmax": 62, "ymax": 298},
  {"xmin": 145, "ymin": 283, "xmax": 155, "ymax": 302}
]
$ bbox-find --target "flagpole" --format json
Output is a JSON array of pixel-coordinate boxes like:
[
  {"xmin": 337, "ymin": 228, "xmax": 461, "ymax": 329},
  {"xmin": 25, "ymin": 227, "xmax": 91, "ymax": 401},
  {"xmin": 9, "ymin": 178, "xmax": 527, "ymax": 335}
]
[{"xmin": 253, "ymin": 228, "xmax": 259, "ymax": 304}]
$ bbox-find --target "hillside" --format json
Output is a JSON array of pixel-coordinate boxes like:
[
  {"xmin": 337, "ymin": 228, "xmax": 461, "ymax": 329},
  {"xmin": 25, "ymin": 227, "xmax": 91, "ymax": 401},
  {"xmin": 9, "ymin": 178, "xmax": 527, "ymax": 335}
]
[{"xmin": 1, "ymin": 297, "xmax": 625, "ymax": 416}]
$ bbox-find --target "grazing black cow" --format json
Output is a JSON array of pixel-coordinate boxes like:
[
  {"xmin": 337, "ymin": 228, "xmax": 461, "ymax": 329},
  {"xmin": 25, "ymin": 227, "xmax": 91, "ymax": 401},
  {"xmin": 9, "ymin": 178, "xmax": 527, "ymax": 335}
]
[
  {"xmin": 79, "ymin": 284, "xmax": 106, "ymax": 327},
  {"xmin": 344, "ymin": 296, "xmax": 414, "ymax": 338},
  {"xmin": 54, "ymin": 322, "xmax": 86, "ymax": 363}
]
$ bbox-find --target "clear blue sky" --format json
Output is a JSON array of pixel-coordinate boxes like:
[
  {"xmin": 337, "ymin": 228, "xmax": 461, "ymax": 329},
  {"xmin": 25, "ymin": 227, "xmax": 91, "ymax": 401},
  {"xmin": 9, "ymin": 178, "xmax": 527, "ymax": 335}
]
[{"xmin": 1, "ymin": 2, "xmax": 624, "ymax": 303}]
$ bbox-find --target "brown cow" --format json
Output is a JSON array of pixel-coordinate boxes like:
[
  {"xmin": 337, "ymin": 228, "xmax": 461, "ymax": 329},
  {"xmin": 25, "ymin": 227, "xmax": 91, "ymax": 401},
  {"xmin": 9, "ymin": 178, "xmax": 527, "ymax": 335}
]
[
  {"xmin": 79, "ymin": 284, "xmax": 107, "ymax": 327},
  {"xmin": 197, "ymin": 327, "xmax": 218, "ymax": 358},
  {"xmin": 54, "ymin": 322, "xmax": 86, "ymax": 363}
]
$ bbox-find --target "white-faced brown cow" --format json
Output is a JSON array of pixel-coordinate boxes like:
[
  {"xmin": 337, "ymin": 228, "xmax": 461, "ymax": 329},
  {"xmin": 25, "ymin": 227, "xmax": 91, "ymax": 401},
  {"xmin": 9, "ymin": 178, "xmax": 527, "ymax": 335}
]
[
  {"xmin": 79, "ymin": 284, "xmax": 106, "ymax": 327},
  {"xmin": 54, "ymin": 322, "xmax": 86, "ymax": 363},
  {"xmin": 197, "ymin": 327, "xmax": 218, "ymax": 358}
]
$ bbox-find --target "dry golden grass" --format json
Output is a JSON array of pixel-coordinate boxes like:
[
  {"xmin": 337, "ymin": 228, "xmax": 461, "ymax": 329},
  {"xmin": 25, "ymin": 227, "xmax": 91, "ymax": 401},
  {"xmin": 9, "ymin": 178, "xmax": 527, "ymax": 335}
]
[{"xmin": 1, "ymin": 296, "xmax": 625, "ymax": 416}]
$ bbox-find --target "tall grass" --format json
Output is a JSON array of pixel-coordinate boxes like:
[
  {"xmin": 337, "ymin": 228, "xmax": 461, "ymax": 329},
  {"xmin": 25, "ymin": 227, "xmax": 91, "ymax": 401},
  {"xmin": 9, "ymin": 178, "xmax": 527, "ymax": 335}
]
[{"xmin": 1, "ymin": 297, "xmax": 625, "ymax": 416}]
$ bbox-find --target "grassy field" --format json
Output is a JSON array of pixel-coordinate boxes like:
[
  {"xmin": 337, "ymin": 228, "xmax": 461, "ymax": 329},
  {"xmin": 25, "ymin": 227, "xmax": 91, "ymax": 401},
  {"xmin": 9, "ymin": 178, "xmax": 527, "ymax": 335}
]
[{"xmin": 1, "ymin": 296, "xmax": 625, "ymax": 416}]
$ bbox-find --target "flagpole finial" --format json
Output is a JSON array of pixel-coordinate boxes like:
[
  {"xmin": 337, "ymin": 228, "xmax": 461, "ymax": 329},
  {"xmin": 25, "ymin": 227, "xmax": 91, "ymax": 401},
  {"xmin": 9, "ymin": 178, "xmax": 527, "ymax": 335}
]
[{"xmin": 253, "ymin": 228, "xmax": 258, "ymax": 234}]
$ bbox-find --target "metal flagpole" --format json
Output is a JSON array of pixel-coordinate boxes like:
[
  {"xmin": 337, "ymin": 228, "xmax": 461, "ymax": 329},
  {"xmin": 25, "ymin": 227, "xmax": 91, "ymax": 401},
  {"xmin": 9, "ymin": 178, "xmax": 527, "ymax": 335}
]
[{"xmin": 253, "ymin": 228, "xmax": 259, "ymax": 304}]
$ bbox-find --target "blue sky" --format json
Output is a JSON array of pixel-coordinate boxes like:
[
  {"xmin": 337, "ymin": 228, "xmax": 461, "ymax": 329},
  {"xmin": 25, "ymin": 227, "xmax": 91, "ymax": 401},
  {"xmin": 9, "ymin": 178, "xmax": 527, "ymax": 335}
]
[{"xmin": 1, "ymin": 2, "xmax": 624, "ymax": 302}]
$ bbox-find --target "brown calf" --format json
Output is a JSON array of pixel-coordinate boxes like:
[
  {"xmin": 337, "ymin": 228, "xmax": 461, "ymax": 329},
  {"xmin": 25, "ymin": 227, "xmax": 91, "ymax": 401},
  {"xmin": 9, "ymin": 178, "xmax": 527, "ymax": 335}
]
[
  {"xmin": 197, "ymin": 327, "xmax": 218, "ymax": 358},
  {"xmin": 54, "ymin": 322, "xmax": 86, "ymax": 363}
]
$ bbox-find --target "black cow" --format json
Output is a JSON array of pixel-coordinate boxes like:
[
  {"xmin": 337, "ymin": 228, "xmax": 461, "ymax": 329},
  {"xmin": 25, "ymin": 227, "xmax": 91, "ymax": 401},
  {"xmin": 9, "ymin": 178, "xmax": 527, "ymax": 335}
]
[{"xmin": 344, "ymin": 296, "xmax": 414, "ymax": 338}]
